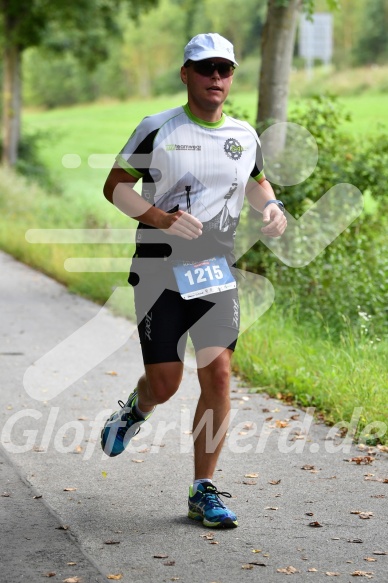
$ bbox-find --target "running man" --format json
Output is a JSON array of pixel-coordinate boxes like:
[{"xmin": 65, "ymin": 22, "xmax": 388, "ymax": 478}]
[{"xmin": 101, "ymin": 33, "xmax": 287, "ymax": 528}]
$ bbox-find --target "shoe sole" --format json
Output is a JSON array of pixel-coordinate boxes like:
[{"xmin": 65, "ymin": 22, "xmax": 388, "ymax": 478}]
[{"xmin": 188, "ymin": 509, "xmax": 238, "ymax": 528}]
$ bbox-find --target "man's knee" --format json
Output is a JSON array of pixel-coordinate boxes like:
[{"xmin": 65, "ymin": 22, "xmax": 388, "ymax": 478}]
[
  {"xmin": 145, "ymin": 364, "xmax": 183, "ymax": 403},
  {"xmin": 200, "ymin": 365, "xmax": 231, "ymax": 401}
]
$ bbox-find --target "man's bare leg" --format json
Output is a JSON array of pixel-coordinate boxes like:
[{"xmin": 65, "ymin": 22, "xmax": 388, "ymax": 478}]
[
  {"xmin": 136, "ymin": 361, "xmax": 184, "ymax": 412},
  {"xmin": 193, "ymin": 348, "xmax": 232, "ymax": 480}
]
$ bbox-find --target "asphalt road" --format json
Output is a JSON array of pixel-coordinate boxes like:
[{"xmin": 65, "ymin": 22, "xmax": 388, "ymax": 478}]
[{"xmin": 1, "ymin": 251, "xmax": 387, "ymax": 583}]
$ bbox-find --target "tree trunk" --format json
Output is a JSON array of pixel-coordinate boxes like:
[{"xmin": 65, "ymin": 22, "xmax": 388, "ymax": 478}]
[
  {"xmin": 2, "ymin": 41, "xmax": 22, "ymax": 166},
  {"xmin": 257, "ymin": 0, "xmax": 301, "ymax": 154}
]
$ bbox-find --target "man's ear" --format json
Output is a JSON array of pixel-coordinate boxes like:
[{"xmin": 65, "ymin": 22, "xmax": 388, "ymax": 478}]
[{"xmin": 180, "ymin": 66, "xmax": 188, "ymax": 85}]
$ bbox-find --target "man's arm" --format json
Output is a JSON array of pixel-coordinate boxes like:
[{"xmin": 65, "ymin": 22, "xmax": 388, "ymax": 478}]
[
  {"xmin": 103, "ymin": 165, "xmax": 203, "ymax": 240},
  {"xmin": 245, "ymin": 176, "xmax": 287, "ymax": 237}
]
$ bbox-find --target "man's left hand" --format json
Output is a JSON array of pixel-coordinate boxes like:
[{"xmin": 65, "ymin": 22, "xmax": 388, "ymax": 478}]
[{"xmin": 261, "ymin": 204, "xmax": 287, "ymax": 237}]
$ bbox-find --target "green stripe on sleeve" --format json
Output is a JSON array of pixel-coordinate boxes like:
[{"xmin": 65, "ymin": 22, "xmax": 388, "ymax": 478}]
[
  {"xmin": 116, "ymin": 154, "xmax": 144, "ymax": 179},
  {"xmin": 252, "ymin": 169, "xmax": 265, "ymax": 182}
]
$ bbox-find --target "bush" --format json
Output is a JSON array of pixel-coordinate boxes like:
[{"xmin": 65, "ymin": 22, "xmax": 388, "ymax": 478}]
[
  {"xmin": 0, "ymin": 131, "xmax": 58, "ymax": 189},
  {"xmin": 238, "ymin": 95, "xmax": 388, "ymax": 340},
  {"xmin": 153, "ymin": 67, "xmax": 184, "ymax": 96}
]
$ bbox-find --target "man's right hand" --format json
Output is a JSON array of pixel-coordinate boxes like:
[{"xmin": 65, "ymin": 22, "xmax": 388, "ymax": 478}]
[{"xmin": 159, "ymin": 210, "xmax": 203, "ymax": 240}]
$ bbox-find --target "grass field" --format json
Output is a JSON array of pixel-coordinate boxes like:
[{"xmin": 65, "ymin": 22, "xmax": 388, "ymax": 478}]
[
  {"xmin": 22, "ymin": 90, "xmax": 388, "ymax": 219},
  {"xmin": 1, "ymin": 91, "xmax": 386, "ymax": 445}
]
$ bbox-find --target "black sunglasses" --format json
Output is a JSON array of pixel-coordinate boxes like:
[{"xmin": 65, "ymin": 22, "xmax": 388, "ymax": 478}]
[{"xmin": 185, "ymin": 59, "xmax": 235, "ymax": 79}]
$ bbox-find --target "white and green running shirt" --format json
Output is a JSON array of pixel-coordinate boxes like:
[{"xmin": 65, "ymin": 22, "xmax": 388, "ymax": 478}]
[{"xmin": 117, "ymin": 103, "xmax": 264, "ymax": 264}]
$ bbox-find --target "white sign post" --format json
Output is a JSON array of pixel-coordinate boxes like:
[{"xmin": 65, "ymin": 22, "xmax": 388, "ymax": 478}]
[{"xmin": 299, "ymin": 13, "xmax": 333, "ymax": 79}]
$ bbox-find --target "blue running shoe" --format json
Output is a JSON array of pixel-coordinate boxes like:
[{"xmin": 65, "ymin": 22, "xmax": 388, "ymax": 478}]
[
  {"xmin": 188, "ymin": 482, "xmax": 238, "ymax": 528},
  {"xmin": 101, "ymin": 389, "xmax": 154, "ymax": 457}
]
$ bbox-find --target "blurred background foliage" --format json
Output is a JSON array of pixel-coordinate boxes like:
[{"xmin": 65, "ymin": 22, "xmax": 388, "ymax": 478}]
[{"xmin": 17, "ymin": 0, "xmax": 388, "ymax": 107}]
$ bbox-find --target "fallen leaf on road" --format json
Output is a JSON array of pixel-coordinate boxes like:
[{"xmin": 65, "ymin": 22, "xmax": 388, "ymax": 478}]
[
  {"xmin": 242, "ymin": 564, "xmax": 254, "ymax": 570},
  {"xmin": 243, "ymin": 480, "xmax": 257, "ymax": 485},
  {"xmin": 245, "ymin": 473, "xmax": 259, "ymax": 478},
  {"xmin": 67, "ymin": 563, "xmax": 77, "ymax": 566},
  {"xmin": 248, "ymin": 562, "xmax": 266, "ymax": 567},
  {"xmin": 351, "ymin": 571, "xmax": 374, "ymax": 578},
  {"xmin": 209, "ymin": 541, "xmax": 219, "ymax": 545},
  {"xmin": 102, "ymin": 471, "xmax": 107, "ymax": 479},
  {"xmin": 301, "ymin": 465, "xmax": 316, "ymax": 471},
  {"xmin": 73, "ymin": 445, "xmax": 83, "ymax": 454},
  {"xmin": 277, "ymin": 566, "xmax": 299, "ymax": 574},
  {"xmin": 78, "ymin": 416, "xmax": 88, "ymax": 421},
  {"xmin": 252, "ymin": 549, "xmax": 262, "ymax": 553},
  {"xmin": 377, "ymin": 445, "xmax": 388, "ymax": 453},
  {"xmin": 33, "ymin": 495, "xmax": 42, "ymax": 499},
  {"xmin": 265, "ymin": 506, "xmax": 278, "ymax": 510},
  {"xmin": 200, "ymin": 532, "xmax": 215, "ymax": 540},
  {"xmin": 104, "ymin": 540, "xmax": 120, "ymax": 545},
  {"xmin": 308, "ymin": 568, "xmax": 318, "ymax": 572},
  {"xmin": 163, "ymin": 561, "xmax": 175, "ymax": 566},
  {"xmin": 43, "ymin": 572, "xmax": 56, "ymax": 577},
  {"xmin": 56, "ymin": 525, "xmax": 69, "ymax": 530},
  {"xmin": 106, "ymin": 575, "xmax": 123, "ymax": 580},
  {"xmin": 243, "ymin": 422, "xmax": 254, "ymax": 430},
  {"xmin": 348, "ymin": 539, "xmax": 363, "ymax": 543},
  {"xmin": 349, "ymin": 456, "xmax": 375, "ymax": 465},
  {"xmin": 64, "ymin": 488, "xmax": 77, "ymax": 492},
  {"xmin": 275, "ymin": 420, "xmax": 290, "ymax": 428},
  {"xmin": 105, "ymin": 371, "xmax": 118, "ymax": 376},
  {"xmin": 269, "ymin": 479, "xmax": 281, "ymax": 485},
  {"xmin": 325, "ymin": 572, "xmax": 340, "ymax": 576},
  {"xmin": 309, "ymin": 521, "xmax": 323, "ymax": 527},
  {"xmin": 350, "ymin": 511, "xmax": 373, "ymax": 519},
  {"xmin": 63, "ymin": 578, "xmax": 82, "ymax": 583},
  {"xmin": 364, "ymin": 558, "xmax": 376, "ymax": 562},
  {"xmin": 153, "ymin": 554, "xmax": 169, "ymax": 559},
  {"xmin": 372, "ymin": 551, "xmax": 387, "ymax": 555},
  {"xmin": 131, "ymin": 459, "xmax": 144, "ymax": 463}
]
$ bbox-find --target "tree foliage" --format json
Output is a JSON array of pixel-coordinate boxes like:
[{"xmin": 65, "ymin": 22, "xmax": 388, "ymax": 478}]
[
  {"xmin": 353, "ymin": 0, "xmax": 388, "ymax": 65},
  {"xmin": 0, "ymin": 0, "xmax": 158, "ymax": 165}
]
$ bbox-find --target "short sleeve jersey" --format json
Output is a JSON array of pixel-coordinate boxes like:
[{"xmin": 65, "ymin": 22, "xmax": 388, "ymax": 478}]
[{"xmin": 117, "ymin": 103, "xmax": 264, "ymax": 264}]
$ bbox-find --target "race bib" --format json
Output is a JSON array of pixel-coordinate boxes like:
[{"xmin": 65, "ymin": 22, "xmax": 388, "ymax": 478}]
[{"xmin": 172, "ymin": 256, "xmax": 236, "ymax": 300}]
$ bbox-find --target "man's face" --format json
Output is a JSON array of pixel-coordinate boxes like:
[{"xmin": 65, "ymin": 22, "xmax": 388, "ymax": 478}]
[{"xmin": 181, "ymin": 58, "xmax": 234, "ymax": 112}]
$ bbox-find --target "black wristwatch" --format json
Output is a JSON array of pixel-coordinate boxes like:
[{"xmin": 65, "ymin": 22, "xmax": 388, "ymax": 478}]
[{"xmin": 263, "ymin": 199, "xmax": 285, "ymax": 213}]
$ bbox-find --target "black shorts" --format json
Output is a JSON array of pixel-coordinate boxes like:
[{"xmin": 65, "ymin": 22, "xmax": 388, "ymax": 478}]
[{"xmin": 131, "ymin": 261, "xmax": 240, "ymax": 365}]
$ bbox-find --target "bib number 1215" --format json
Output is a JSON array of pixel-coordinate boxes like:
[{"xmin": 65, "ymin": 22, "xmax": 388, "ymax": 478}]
[
  {"xmin": 172, "ymin": 256, "xmax": 236, "ymax": 300},
  {"xmin": 184, "ymin": 263, "xmax": 223, "ymax": 286}
]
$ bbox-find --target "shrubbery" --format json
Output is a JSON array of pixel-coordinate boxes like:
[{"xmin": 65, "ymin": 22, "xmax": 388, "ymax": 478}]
[{"xmin": 238, "ymin": 95, "xmax": 388, "ymax": 340}]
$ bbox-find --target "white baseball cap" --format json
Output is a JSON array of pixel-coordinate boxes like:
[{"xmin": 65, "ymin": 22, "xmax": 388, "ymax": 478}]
[{"xmin": 183, "ymin": 33, "xmax": 238, "ymax": 66}]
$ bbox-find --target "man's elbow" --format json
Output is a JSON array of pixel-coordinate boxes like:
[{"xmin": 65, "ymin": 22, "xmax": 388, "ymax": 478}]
[{"xmin": 103, "ymin": 180, "xmax": 114, "ymax": 204}]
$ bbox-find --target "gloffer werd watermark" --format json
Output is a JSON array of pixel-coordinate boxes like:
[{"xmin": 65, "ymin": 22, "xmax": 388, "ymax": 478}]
[{"xmin": 1, "ymin": 406, "xmax": 386, "ymax": 460}]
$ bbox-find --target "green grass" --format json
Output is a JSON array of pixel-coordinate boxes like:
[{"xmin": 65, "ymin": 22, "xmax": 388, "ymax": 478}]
[
  {"xmin": 1, "ymin": 91, "xmax": 386, "ymax": 445},
  {"xmin": 235, "ymin": 306, "xmax": 387, "ymax": 445}
]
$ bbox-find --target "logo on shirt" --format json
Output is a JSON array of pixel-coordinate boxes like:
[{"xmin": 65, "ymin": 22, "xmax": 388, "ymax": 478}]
[
  {"xmin": 224, "ymin": 138, "xmax": 245, "ymax": 160},
  {"xmin": 165, "ymin": 144, "xmax": 201, "ymax": 151}
]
